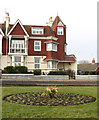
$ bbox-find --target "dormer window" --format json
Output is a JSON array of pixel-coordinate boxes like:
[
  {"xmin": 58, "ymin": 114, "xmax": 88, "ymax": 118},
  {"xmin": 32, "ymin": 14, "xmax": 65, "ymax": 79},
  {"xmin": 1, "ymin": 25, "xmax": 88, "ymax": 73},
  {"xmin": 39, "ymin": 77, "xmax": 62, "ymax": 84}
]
[
  {"xmin": 31, "ymin": 27, "xmax": 44, "ymax": 35},
  {"xmin": 57, "ymin": 27, "xmax": 63, "ymax": 35}
]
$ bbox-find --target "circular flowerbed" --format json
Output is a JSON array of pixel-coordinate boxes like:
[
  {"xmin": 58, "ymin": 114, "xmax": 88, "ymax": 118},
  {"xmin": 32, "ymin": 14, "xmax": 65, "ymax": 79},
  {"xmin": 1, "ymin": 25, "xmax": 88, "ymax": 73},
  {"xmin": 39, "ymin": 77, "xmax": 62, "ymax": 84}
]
[{"xmin": 3, "ymin": 92, "xmax": 96, "ymax": 106}]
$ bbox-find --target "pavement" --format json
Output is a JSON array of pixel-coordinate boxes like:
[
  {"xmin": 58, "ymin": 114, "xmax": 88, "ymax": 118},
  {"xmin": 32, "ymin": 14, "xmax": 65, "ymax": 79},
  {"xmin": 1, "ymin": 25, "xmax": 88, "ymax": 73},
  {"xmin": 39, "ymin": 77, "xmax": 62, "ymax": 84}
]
[{"xmin": 0, "ymin": 78, "xmax": 98, "ymax": 86}]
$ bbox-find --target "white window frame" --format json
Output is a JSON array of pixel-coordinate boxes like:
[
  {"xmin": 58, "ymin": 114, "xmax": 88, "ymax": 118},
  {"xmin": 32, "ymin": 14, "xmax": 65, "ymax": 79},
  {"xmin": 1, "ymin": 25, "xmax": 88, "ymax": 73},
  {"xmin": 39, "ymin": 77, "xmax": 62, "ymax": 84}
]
[
  {"xmin": 0, "ymin": 57, "xmax": 1, "ymax": 69},
  {"xmin": 31, "ymin": 27, "xmax": 44, "ymax": 35},
  {"xmin": 52, "ymin": 44, "xmax": 57, "ymax": 51},
  {"xmin": 57, "ymin": 27, "xmax": 64, "ymax": 35},
  {"xmin": 46, "ymin": 43, "xmax": 57, "ymax": 52},
  {"xmin": 47, "ymin": 61, "xmax": 52, "ymax": 69},
  {"xmin": 14, "ymin": 56, "xmax": 21, "ymax": 66},
  {"xmin": 47, "ymin": 61, "xmax": 57, "ymax": 69},
  {"xmin": 0, "ymin": 35, "xmax": 2, "ymax": 54},
  {"xmin": 11, "ymin": 40, "xmax": 25, "ymax": 53},
  {"xmin": 34, "ymin": 41, "xmax": 41, "ymax": 51},
  {"xmin": 34, "ymin": 57, "xmax": 41, "ymax": 69},
  {"xmin": 64, "ymin": 44, "xmax": 67, "ymax": 53}
]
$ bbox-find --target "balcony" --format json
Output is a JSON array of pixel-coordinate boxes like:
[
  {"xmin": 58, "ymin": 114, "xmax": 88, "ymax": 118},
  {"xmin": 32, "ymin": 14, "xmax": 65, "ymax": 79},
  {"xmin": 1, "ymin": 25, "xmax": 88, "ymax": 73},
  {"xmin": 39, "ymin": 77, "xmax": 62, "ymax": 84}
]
[
  {"xmin": 8, "ymin": 48, "xmax": 28, "ymax": 55},
  {"xmin": 10, "ymin": 48, "xmax": 25, "ymax": 53}
]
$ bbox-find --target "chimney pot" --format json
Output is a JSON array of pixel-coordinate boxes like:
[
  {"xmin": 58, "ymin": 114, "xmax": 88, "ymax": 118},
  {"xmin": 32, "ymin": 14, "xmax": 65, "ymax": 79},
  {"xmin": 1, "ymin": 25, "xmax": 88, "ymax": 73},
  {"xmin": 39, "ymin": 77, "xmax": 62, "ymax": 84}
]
[{"xmin": 92, "ymin": 58, "xmax": 95, "ymax": 64}]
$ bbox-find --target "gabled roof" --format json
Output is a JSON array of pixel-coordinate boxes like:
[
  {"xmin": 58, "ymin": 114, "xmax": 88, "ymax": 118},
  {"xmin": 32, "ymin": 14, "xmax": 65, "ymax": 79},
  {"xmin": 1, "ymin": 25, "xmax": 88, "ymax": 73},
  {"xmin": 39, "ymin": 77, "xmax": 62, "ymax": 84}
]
[
  {"xmin": 7, "ymin": 19, "xmax": 29, "ymax": 37},
  {"xmin": 78, "ymin": 63, "xmax": 99, "ymax": 71},
  {"xmin": 0, "ymin": 28, "xmax": 4, "ymax": 36},
  {"xmin": 52, "ymin": 16, "xmax": 65, "ymax": 28}
]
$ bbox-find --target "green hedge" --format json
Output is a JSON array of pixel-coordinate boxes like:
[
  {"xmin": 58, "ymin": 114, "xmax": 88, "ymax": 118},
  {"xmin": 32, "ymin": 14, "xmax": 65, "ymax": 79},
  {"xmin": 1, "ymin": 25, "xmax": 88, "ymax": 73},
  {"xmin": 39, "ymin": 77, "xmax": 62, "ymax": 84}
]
[
  {"xmin": 85, "ymin": 71, "xmax": 96, "ymax": 75},
  {"xmin": 33, "ymin": 69, "xmax": 41, "ymax": 75},
  {"xmin": 4, "ymin": 66, "xmax": 28, "ymax": 74},
  {"xmin": 48, "ymin": 71, "xmax": 67, "ymax": 75},
  {"xmin": 4, "ymin": 66, "xmax": 14, "ymax": 74}
]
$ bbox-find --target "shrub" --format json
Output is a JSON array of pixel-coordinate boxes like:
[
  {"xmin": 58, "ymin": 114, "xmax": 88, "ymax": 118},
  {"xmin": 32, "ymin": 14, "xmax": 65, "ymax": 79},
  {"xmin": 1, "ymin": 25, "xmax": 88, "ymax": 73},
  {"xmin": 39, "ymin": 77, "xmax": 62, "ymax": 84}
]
[
  {"xmin": 4, "ymin": 66, "xmax": 14, "ymax": 74},
  {"xmin": 14, "ymin": 66, "xmax": 28, "ymax": 73},
  {"xmin": 48, "ymin": 71, "xmax": 67, "ymax": 75},
  {"xmin": 85, "ymin": 71, "xmax": 90, "ymax": 75},
  {"xmin": 4, "ymin": 66, "xmax": 28, "ymax": 74},
  {"xmin": 89, "ymin": 71, "xmax": 96, "ymax": 75},
  {"xmin": 85, "ymin": 71, "xmax": 96, "ymax": 75},
  {"xmin": 33, "ymin": 69, "xmax": 41, "ymax": 75}
]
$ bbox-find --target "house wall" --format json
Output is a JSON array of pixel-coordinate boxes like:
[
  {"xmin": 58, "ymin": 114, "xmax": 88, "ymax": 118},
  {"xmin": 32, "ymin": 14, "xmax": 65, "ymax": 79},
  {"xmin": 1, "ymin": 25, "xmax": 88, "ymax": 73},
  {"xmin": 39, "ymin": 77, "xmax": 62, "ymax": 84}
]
[
  {"xmin": 58, "ymin": 61, "xmax": 77, "ymax": 75},
  {"xmin": 1, "ymin": 55, "xmax": 7, "ymax": 70}
]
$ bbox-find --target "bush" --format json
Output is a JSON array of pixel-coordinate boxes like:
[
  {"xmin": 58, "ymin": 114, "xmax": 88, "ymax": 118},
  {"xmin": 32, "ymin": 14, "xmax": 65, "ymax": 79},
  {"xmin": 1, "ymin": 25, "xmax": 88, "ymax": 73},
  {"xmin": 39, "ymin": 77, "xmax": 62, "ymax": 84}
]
[
  {"xmin": 14, "ymin": 66, "xmax": 28, "ymax": 73},
  {"xmin": 4, "ymin": 66, "xmax": 14, "ymax": 74},
  {"xmin": 48, "ymin": 71, "xmax": 67, "ymax": 75},
  {"xmin": 85, "ymin": 71, "xmax": 90, "ymax": 75},
  {"xmin": 4, "ymin": 66, "xmax": 28, "ymax": 74},
  {"xmin": 33, "ymin": 69, "xmax": 41, "ymax": 75},
  {"xmin": 85, "ymin": 71, "xmax": 96, "ymax": 75}
]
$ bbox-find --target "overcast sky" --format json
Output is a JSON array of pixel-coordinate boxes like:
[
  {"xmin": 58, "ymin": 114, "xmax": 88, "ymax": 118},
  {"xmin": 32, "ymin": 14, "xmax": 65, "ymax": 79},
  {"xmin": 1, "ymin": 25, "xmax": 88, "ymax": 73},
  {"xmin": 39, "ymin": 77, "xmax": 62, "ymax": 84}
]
[{"xmin": 0, "ymin": 0, "xmax": 97, "ymax": 63}]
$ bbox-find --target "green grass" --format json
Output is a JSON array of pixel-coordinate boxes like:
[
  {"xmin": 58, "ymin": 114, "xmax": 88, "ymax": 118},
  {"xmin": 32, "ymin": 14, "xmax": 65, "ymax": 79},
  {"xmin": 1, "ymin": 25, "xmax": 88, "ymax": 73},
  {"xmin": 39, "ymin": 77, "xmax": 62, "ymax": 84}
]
[{"xmin": 2, "ymin": 86, "xmax": 98, "ymax": 119}]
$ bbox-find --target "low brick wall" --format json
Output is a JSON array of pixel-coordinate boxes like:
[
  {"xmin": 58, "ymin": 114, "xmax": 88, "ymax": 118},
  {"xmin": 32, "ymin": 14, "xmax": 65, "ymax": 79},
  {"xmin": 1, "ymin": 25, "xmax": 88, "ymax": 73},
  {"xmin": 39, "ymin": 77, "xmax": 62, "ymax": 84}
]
[
  {"xmin": 75, "ymin": 75, "xmax": 99, "ymax": 80},
  {"xmin": 2, "ymin": 74, "xmax": 69, "ymax": 80}
]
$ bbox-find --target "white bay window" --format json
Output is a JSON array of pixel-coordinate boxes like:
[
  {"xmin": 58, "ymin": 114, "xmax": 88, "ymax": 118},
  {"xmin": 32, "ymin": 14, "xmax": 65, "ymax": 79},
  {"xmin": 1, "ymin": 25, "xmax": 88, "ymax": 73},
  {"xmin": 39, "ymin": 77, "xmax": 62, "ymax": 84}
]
[
  {"xmin": 47, "ymin": 43, "xmax": 57, "ymax": 52},
  {"xmin": 11, "ymin": 40, "xmax": 25, "ymax": 53}
]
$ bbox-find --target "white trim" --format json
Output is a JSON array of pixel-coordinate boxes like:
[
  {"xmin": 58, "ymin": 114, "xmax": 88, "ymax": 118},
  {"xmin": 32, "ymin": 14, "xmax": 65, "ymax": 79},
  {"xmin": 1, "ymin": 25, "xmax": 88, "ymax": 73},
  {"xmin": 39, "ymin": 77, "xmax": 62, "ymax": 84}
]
[
  {"xmin": 44, "ymin": 41, "xmax": 59, "ymax": 45},
  {"xmin": 0, "ymin": 28, "xmax": 4, "ymax": 36},
  {"xmin": 29, "ymin": 36, "xmax": 58, "ymax": 40},
  {"xmin": 7, "ymin": 19, "xmax": 29, "ymax": 37},
  {"xmin": 8, "ymin": 53, "xmax": 28, "ymax": 55}
]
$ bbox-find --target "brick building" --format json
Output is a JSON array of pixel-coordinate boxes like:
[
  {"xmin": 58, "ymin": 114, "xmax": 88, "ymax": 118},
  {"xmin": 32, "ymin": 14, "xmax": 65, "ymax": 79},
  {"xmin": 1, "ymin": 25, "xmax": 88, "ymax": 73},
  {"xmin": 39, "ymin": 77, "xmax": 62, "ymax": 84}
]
[{"xmin": 0, "ymin": 12, "xmax": 77, "ymax": 74}]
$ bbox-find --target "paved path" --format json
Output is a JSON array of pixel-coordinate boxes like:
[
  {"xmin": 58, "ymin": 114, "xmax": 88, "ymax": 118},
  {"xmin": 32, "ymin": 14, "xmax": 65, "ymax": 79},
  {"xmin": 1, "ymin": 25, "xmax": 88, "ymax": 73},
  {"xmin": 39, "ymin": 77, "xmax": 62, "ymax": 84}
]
[{"xmin": 1, "ymin": 79, "xmax": 98, "ymax": 86}]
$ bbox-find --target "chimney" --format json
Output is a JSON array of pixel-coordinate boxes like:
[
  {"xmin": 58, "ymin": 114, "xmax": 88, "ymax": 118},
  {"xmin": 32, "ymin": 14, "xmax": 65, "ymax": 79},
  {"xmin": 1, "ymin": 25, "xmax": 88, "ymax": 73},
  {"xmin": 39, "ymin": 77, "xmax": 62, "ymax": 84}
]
[
  {"xmin": 5, "ymin": 12, "xmax": 10, "ymax": 35},
  {"xmin": 47, "ymin": 17, "xmax": 53, "ymax": 27},
  {"xmin": 92, "ymin": 58, "xmax": 95, "ymax": 64}
]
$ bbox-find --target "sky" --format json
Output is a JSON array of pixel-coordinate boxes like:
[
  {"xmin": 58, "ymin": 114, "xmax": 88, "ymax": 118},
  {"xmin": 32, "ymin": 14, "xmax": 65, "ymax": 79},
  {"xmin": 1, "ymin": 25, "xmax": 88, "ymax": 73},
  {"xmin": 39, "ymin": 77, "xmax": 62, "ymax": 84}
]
[{"xmin": 0, "ymin": 0, "xmax": 97, "ymax": 63}]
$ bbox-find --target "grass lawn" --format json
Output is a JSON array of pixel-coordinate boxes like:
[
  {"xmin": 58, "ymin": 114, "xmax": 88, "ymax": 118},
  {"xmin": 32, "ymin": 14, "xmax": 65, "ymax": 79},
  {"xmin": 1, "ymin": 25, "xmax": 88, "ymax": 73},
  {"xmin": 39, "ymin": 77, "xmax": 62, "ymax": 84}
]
[{"xmin": 2, "ymin": 86, "xmax": 98, "ymax": 119}]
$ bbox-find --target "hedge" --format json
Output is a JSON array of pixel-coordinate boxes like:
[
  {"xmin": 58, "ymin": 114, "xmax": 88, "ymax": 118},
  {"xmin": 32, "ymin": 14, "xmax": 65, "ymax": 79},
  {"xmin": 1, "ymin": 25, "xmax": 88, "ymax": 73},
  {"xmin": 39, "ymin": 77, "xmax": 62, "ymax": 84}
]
[
  {"xmin": 4, "ymin": 66, "xmax": 28, "ymax": 74},
  {"xmin": 33, "ymin": 69, "xmax": 41, "ymax": 75}
]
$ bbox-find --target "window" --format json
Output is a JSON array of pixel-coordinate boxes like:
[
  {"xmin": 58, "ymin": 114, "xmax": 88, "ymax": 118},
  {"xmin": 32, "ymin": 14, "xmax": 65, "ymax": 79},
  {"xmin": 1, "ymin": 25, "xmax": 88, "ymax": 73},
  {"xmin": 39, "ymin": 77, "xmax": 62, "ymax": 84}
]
[
  {"xmin": 11, "ymin": 40, "xmax": 25, "ymax": 53},
  {"xmin": 47, "ymin": 43, "xmax": 57, "ymax": 52},
  {"xmin": 0, "ymin": 57, "xmax": 1, "ymax": 69},
  {"xmin": 34, "ymin": 41, "xmax": 41, "ymax": 51},
  {"xmin": 57, "ymin": 27, "xmax": 63, "ymax": 35},
  {"xmin": 31, "ymin": 27, "xmax": 44, "ymax": 34},
  {"xmin": 47, "ymin": 61, "xmax": 57, "ymax": 69},
  {"xmin": 52, "ymin": 44, "xmax": 57, "ymax": 51},
  {"xmin": 52, "ymin": 61, "xmax": 57, "ymax": 69},
  {"xmin": 64, "ymin": 44, "xmax": 67, "ymax": 53},
  {"xmin": 34, "ymin": 57, "xmax": 41, "ymax": 69},
  {"xmin": 47, "ymin": 61, "xmax": 52, "ymax": 68},
  {"xmin": 10, "ymin": 57, "xmax": 12, "ymax": 66},
  {"xmin": 14, "ymin": 56, "xmax": 21, "ymax": 66},
  {"xmin": 12, "ymin": 40, "xmax": 24, "ymax": 49}
]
